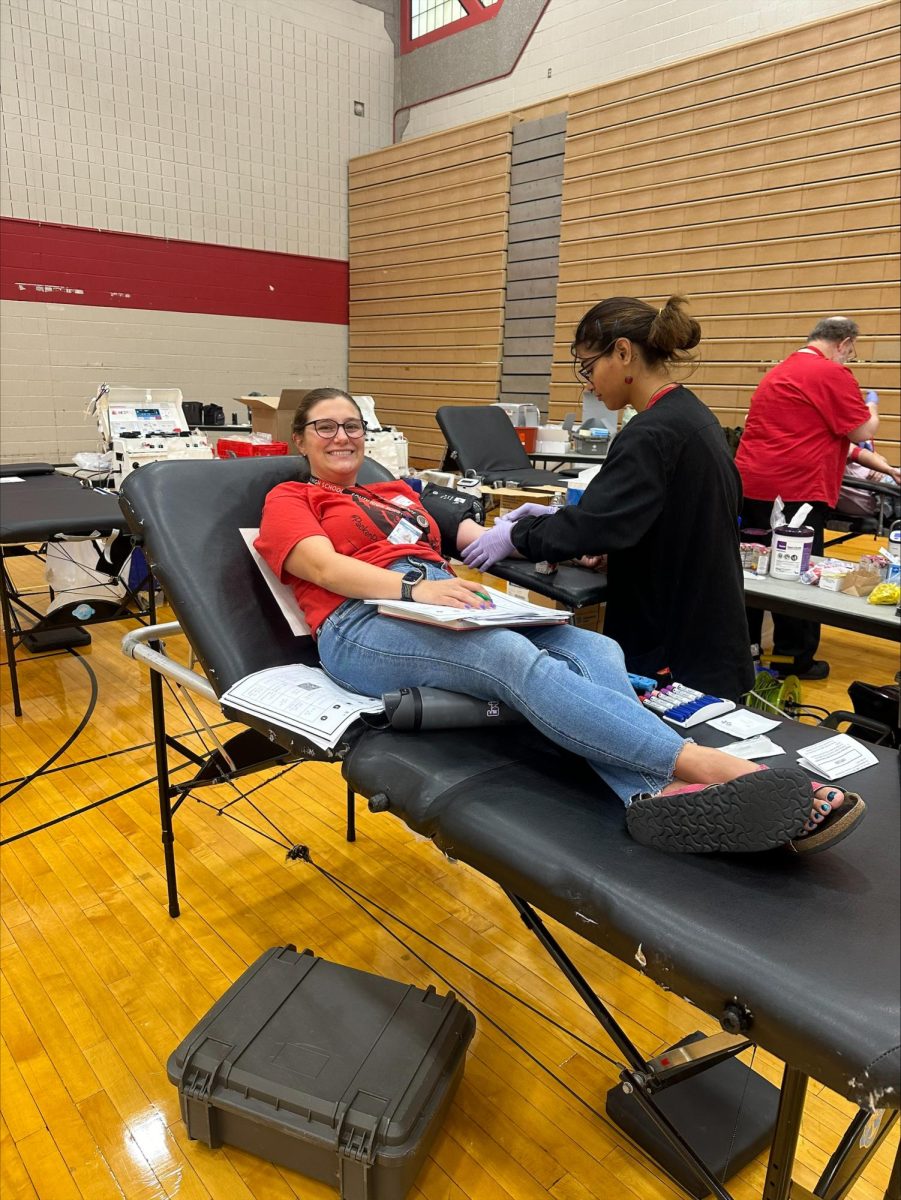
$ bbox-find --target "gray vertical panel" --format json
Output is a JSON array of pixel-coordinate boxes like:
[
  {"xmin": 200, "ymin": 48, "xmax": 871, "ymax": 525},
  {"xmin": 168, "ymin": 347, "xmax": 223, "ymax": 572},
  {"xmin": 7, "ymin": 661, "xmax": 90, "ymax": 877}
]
[{"xmin": 501, "ymin": 115, "xmax": 566, "ymax": 415}]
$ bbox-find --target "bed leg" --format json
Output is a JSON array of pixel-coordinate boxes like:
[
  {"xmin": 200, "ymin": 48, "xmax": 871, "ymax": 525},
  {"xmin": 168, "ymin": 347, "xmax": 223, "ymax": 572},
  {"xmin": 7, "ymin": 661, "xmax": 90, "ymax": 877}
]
[
  {"xmin": 346, "ymin": 784, "xmax": 356, "ymax": 842},
  {"xmin": 0, "ymin": 554, "xmax": 23, "ymax": 717},
  {"xmin": 814, "ymin": 1106, "xmax": 898, "ymax": 1200},
  {"xmin": 505, "ymin": 890, "xmax": 646, "ymax": 1070},
  {"xmin": 761, "ymin": 1065, "xmax": 807, "ymax": 1200},
  {"xmin": 149, "ymin": 640, "xmax": 180, "ymax": 918},
  {"xmin": 506, "ymin": 891, "xmax": 739, "ymax": 1200},
  {"xmin": 885, "ymin": 1139, "xmax": 899, "ymax": 1200}
]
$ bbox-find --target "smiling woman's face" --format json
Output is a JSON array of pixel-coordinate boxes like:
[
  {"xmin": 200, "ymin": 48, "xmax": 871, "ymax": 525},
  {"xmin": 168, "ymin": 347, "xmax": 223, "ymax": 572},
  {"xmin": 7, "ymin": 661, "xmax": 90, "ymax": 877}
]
[{"xmin": 292, "ymin": 396, "xmax": 366, "ymax": 485}]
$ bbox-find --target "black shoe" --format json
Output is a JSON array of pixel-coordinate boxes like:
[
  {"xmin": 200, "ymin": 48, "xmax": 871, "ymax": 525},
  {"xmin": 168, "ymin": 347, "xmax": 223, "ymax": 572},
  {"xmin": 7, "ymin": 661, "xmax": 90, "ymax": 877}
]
[{"xmin": 775, "ymin": 659, "xmax": 830, "ymax": 681}]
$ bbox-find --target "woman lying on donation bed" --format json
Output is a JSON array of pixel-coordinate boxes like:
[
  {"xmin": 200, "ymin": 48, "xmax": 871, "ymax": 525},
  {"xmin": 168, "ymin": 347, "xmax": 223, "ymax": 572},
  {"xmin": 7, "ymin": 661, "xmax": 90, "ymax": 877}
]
[{"xmin": 255, "ymin": 387, "xmax": 866, "ymax": 857}]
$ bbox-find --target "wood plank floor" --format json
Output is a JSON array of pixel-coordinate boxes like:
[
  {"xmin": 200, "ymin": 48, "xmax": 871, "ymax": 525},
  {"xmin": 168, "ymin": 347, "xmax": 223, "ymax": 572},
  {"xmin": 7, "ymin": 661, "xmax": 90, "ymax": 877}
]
[{"xmin": 1, "ymin": 544, "xmax": 898, "ymax": 1200}]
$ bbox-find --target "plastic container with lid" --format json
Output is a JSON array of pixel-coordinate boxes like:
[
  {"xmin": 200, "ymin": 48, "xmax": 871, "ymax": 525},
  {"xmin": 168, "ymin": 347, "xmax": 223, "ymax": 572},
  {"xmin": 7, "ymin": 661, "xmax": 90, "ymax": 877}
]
[
  {"xmin": 495, "ymin": 402, "xmax": 540, "ymax": 452},
  {"xmin": 168, "ymin": 945, "xmax": 475, "ymax": 1200},
  {"xmin": 216, "ymin": 437, "xmax": 289, "ymax": 459}
]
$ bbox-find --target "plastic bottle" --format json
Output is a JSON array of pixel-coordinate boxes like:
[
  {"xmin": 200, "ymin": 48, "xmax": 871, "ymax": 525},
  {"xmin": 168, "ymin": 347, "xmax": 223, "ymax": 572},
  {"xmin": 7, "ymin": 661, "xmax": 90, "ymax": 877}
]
[{"xmin": 534, "ymin": 490, "xmax": 566, "ymax": 576}]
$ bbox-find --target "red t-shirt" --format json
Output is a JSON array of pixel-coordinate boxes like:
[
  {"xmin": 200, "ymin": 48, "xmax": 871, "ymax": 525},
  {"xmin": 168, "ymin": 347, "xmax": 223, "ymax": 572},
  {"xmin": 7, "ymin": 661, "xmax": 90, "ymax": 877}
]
[
  {"xmin": 735, "ymin": 347, "xmax": 870, "ymax": 506},
  {"xmin": 255, "ymin": 480, "xmax": 447, "ymax": 633}
]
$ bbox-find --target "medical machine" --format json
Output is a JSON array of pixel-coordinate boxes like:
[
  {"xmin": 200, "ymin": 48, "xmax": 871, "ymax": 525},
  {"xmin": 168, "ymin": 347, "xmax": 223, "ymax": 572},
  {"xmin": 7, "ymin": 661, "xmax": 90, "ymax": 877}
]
[{"xmin": 89, "ymin": 384, "xmax": 214, "ymax": 488}]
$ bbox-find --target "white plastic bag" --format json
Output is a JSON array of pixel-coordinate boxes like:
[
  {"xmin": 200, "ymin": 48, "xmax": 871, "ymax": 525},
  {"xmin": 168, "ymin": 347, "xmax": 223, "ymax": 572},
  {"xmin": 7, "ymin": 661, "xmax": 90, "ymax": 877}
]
[
  {"xmin": 45, "ymin": 536, "xmax": 126, "ymax": 617},
  {"xmin": 364, "ymin": 428, "xmax": 409, "ymax": 477}
]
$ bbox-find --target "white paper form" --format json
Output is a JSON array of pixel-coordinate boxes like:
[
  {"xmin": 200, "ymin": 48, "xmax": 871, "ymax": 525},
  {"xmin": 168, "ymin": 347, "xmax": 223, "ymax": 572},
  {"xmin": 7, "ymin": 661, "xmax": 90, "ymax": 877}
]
[
  {"xmin": 220, "ymin": 664, "xmax": 383, "ymax": 750},
  {"xmin": 718, "ymin": 735, "xmax": 786, "ymax": 760},
  {"xmin": 0, "ymin": 476, "xmax": 25, "ymax": 483},
  {"xmin": 707, "ymin": 710, "xmax": 782, "ymax": 739},
  {"xmin": 796, "ymin": 733, "xmax": 879, "ymax": 781}
]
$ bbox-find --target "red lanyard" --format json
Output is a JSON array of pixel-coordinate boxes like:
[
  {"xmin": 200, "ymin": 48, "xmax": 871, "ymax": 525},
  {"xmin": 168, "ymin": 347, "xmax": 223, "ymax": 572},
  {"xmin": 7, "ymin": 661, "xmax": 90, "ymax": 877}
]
[
  {"xmin": 644, "ymin": 383, "xmax": 680, "ymax": 411},
  {"xmin": 311, "ymin": 478, "xmax": 440, "ymax": 555}
]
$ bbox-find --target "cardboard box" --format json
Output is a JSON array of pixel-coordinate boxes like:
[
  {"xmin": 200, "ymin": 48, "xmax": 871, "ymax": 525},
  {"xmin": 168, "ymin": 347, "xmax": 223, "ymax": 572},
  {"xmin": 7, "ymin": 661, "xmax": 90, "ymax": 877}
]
[{"xmin": 238, "ymin": 389, "xmax": 315, "ymax": 452}]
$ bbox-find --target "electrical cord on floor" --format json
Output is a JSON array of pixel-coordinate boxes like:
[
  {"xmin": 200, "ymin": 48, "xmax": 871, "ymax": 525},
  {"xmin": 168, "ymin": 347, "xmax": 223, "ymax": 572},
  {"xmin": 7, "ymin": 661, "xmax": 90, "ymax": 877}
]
[
  {"xmin": 307, "ymin": 853, "xmax": 756, "ymax": 1190},
  {"xmin": 308, "ymin": 854, "xmax": 621, "ymax": 1129},
  {"xmin": 0, "ymin": 759, "xmax": 197, "ymax": 846},
  {"xmin": 0, "ymin": 720, "xmax": 234, "ymax": 788},
  {"xmin": 309, "ymin": 854, "xmax": 624, "ymax": 1071},
  {"xmin": 0, "ymin": 647, "xmax": 98, "ymax": 804}
]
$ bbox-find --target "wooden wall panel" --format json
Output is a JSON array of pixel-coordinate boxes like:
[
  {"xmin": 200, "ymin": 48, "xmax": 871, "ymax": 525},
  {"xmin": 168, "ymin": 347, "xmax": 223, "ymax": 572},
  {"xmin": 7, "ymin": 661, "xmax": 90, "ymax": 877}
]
[
  {"xmin": 349, "ymin": 117, "xmax": 512, "ymax": 465},
  {"xmin": 550, "ymin": 1, "xmax": 901, "ymax": 467}
]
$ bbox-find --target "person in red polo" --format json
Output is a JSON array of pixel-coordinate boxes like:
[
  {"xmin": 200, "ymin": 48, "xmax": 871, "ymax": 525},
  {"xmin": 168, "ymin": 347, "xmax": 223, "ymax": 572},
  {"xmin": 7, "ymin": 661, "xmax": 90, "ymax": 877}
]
[{"xmin": 736, "ymin": 316, "xmax": 878, "ymax": 680}]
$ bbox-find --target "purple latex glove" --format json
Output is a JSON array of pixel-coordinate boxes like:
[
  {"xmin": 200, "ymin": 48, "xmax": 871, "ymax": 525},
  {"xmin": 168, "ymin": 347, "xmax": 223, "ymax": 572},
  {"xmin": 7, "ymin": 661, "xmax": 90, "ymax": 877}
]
[
  {"xmin": 497, "ymin": 502, "xmax": 556, "ymax": 523},
  {"xmin": 460, "ymin": 521, "xmax": 516, "ymax": 570}
]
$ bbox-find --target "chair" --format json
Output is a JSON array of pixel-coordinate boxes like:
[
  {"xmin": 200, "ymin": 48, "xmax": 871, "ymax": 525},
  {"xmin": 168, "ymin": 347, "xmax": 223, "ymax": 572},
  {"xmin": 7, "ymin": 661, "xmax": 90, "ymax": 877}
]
[
  {"xmin": 436, "ymin": 405, "xmax": 569, "ymax": 487},
  {"xmin": 825, "ymin": 477, "xmax": 900, "ymax": 548}
]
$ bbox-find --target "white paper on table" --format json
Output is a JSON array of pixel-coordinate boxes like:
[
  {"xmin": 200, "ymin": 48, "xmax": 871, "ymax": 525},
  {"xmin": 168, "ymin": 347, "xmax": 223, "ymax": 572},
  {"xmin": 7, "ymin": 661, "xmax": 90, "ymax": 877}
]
[
  {"xmin": 240, "ymin": 528, "xmax": 311, "ymax": 637},
  {"xmin": 796, "ymin": 733, "xmax": 879, "ymax": 781},
  {"xmin": 706, "ymin": 710, "xmax": 781, "ymax": 739},
  {"xmin": 718, "ymin": 735, "xmax": 786, "ymax": 760},
  {"xmin": 0, "ymin": 476, "xmax": 24, "ymax": 483}
]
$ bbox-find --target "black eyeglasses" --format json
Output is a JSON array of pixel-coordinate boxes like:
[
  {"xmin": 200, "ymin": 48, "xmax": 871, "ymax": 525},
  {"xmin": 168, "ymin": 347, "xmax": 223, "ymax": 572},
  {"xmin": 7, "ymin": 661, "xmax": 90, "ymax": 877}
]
[
  {"xmin": 575, "ymin": 353, "xmax": 604, "ymax": 383},
  {"xmin": 299, "ymin": 418, "xmax": 368, "ymax": 439},
  {"xmin": 573, "ymin": 339, "xmax": 617, "ymax": 383}
]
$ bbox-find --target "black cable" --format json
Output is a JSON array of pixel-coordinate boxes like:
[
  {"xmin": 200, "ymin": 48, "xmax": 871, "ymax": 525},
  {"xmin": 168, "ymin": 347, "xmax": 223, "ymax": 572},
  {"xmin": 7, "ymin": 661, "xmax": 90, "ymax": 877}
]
[
  {"xmin": 306, "ymin": 853, "xmax": 761, "ymax": 1183},
  {"xmin": 0, "ymin": 761, "xmax": 193, "ymax": 846},
  {"xmin": 0, "ymin": 647, "xmax": 99, "ymax": 804},
  {"xmin": 790, "ymin": 704, "xmax": 831, "ymax": 719},
  {"xmin": 0, "ymin": 721, "xmax": 234, "ymax": 787},
  {"xmin": 311, "ymin": 858, "xmax": 619, "ymax": 1126},
  {"xmin": 0, "ymin": 650, "xmax": 71, "ymax": 668},
  {"xmin": 309, "ymin": 857, "xmax": 624, "ymax": 1071}
]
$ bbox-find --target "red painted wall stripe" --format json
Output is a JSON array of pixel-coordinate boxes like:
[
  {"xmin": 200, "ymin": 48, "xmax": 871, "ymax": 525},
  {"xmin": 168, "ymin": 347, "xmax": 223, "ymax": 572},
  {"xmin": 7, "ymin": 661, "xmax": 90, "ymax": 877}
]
[{"xmin": 0, "ymin": 217, "xmax": 349, "ymax": 325}]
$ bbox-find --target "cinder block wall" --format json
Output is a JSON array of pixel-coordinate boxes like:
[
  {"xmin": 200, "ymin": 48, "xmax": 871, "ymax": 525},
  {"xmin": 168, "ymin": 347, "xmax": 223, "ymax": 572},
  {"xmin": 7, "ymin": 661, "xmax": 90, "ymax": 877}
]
[{"xmin": 0, "ymin": 0, "xmax": 394, "ymax": 463}]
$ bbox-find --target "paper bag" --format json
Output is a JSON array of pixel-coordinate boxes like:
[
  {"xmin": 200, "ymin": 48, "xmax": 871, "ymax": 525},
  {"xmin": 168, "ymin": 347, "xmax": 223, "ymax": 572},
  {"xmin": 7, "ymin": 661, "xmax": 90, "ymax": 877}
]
[{"xmin": 838, "ymin": 561, "xmax": 883, "ymax": 598}]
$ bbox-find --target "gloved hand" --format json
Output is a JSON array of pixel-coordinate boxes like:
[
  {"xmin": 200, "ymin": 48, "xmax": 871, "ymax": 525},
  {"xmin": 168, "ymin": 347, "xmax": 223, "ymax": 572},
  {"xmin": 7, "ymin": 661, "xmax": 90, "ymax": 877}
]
[
  {"xmin": 497, "ymin": 502, "xmax": 556, "ymax": 523},
  {"xmin": 460, "ymin": 521, "xmax": 516, "ymax": 570},
  {"xmin": 865, "ymin": 390, "xmax": 879, "ymax": 406}
]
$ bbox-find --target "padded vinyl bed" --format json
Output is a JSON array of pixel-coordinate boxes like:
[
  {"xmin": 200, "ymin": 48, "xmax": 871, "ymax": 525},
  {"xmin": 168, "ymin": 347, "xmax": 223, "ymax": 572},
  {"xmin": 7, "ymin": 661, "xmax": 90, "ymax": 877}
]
[{"xmin": 118, "ymin": 457, "xmax": 899, "ymax": 1200}]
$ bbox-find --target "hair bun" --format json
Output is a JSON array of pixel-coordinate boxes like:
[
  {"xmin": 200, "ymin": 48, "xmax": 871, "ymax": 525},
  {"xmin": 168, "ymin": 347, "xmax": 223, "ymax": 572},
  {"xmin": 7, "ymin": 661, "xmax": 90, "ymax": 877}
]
[{"xmin": 648, "ymin": 295, "xmax": 701, "ymax": 354}]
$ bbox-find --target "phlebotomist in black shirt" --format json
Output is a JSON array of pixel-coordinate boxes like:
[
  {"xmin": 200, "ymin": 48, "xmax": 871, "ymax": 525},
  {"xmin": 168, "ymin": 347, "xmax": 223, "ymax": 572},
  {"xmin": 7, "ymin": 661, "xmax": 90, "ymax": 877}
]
[{"xmin": 463, "ymin": 295, "xmax": 755, "ymax": 703}]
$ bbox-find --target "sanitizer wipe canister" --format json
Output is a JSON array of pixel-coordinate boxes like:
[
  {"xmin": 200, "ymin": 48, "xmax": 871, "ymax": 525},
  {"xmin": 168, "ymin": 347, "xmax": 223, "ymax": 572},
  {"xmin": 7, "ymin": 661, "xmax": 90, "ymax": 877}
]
[{"xmin": 770, "ymin": 525, "xmax": 814, "ymax": 580}]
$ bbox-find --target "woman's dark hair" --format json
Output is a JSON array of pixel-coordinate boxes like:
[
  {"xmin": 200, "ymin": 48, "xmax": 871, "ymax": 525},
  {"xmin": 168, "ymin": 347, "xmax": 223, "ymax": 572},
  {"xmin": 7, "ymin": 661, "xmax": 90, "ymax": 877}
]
[
  {"xmin": 291, "ymin": 388, "xmax": 362, "ymax": 437},
  {"xmin": 572, "ymin": 295, "xmax": 702, "ymax": 367}
]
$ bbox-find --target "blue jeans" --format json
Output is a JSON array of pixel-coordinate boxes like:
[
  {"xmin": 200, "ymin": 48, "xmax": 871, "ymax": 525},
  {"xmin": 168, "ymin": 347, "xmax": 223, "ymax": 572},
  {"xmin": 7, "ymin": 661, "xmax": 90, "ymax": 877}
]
[{"xmin": 317, "ymin": 559, "xmax": 686, "ymax": 804}]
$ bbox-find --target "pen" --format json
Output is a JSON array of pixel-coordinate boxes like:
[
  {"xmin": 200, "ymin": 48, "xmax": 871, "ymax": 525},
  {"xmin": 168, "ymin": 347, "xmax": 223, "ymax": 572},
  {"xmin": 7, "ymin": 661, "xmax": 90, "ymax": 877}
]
[{"xmin": 475, "ymin": 590, "xmax": 494, "ymax": 604}]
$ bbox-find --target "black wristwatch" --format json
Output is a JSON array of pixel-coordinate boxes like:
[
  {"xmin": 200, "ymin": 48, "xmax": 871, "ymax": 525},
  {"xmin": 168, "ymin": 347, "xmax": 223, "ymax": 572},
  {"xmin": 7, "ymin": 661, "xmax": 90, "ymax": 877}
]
[{"xmin": 400, "ymin": 566, "xmax": 426, "ymax": 602}]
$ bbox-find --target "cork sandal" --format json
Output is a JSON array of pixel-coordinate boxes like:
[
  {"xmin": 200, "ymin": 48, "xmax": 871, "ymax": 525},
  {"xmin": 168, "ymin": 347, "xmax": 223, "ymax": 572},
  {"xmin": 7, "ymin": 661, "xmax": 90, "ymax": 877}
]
[
  {"xmin": 625, "ymin": 767, "xmax": 812, "ymax": 854},
  {"xmin": 787, "ymin": 788, "xmax": 866, "ymax": 855}
]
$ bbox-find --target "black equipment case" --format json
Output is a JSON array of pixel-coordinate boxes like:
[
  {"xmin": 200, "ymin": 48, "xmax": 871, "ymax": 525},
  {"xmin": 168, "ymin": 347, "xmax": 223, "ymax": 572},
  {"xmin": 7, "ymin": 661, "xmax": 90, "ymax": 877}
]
[{"xmin": 167, "ymin": 946, "xmax": 476, "ymax": 1199}]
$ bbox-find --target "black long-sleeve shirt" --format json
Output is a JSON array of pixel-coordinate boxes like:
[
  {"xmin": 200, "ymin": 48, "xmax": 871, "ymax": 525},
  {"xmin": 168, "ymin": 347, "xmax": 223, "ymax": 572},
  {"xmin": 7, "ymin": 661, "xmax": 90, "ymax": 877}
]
[{"xmin": 510, "ymin": 386, "xmax": 754, "ymax": 700}]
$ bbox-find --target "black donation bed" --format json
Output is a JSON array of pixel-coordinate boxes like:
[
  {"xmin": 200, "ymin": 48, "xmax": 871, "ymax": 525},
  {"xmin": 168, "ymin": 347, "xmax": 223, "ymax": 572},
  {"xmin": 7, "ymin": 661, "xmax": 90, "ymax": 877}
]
[
  {"xmin": 118, "ymin": 457, "xmax": 899, "ymax": 1200},
  {"xmin": 0, "ymin": 463, "xmax": 144, "ymax": 716}
]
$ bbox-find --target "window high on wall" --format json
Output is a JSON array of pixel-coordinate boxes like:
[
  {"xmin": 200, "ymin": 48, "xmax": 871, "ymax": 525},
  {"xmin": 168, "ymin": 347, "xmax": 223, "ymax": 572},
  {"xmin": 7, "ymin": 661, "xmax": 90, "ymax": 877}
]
[{"xmin": 402, "ymin": 0, "xmax": 504, "ymax": 53}]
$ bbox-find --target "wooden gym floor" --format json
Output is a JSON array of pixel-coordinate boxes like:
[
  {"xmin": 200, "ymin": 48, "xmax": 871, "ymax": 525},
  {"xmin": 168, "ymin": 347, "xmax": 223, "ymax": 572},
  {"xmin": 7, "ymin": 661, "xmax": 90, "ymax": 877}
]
[{"xmin": 1, "ymin": 542, "xmax": 898, "ymax": 1200}]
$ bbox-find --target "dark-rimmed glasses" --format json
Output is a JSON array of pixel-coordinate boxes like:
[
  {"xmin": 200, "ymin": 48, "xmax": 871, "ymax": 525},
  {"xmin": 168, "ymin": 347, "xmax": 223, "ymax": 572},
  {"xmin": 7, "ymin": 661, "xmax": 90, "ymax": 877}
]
[
  {"xmin": 573, "ymin": 339, "xmax": 617, "ymax": 383},
  {"xmin": 575, "ymin": 353, "xmax": 605, "ymax": 383},
  {"xmin": 299, "ymin": 418, "xmax": 368, "ymax": 439}
]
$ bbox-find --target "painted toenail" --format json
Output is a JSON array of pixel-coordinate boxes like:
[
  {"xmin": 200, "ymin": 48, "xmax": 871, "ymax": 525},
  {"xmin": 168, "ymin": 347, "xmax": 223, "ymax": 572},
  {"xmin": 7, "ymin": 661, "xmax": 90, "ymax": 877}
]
[{"xmin": 819, "ymin": 800, "xmax": 832, "ymax": 814}]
